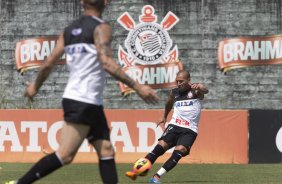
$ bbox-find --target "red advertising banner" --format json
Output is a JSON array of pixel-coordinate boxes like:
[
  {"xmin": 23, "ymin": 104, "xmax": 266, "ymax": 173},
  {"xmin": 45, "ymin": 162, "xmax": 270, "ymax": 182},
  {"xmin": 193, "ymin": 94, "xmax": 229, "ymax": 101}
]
[
  {"xmin": 119, "ymin": 62, "xmax": 183, "ymax": 95},
  {"xmin": 218, "ymin": 35, "xmax": 282, "ymax": 73},
  {"xmin": 0, "ymin": 110, "xmax": 248, "ymax": 164},
  {"xmin": 15, "ymin": 36, "xmax": 65, "ymax": 74}
]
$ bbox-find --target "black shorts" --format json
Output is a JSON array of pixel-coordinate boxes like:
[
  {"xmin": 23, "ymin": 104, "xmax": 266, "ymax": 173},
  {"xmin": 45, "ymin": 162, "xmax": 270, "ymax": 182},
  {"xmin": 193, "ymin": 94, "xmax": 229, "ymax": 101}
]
[
  {"xmin": 62, "ymin": 98, "xmax": 110, "ymax": 142},
  {"xmin": 159, "ymin": 124, "xmax": 197, "ymax": 152}
]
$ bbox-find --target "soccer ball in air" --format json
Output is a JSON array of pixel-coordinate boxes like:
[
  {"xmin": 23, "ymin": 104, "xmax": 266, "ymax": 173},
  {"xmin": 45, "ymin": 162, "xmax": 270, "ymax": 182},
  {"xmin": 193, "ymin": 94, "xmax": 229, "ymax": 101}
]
[{"xmin": 133, "ymin": 158, "xmax": 152, "ymax": 176}]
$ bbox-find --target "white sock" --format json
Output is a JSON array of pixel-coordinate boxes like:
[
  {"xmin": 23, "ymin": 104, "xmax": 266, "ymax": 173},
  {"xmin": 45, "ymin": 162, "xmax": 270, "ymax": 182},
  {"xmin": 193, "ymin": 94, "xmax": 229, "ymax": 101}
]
[{"xmin": 156, "ymin": 167, "xmax": 167, "ymax": 177}]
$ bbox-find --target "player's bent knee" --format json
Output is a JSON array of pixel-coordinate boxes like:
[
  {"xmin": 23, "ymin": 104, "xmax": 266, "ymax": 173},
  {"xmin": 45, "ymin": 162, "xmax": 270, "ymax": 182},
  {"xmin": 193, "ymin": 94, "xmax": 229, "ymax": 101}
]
[
  {"xmin": 158, "ymin": 140, "xmax": 170, "ymax": 150},
  {"xmin": 102, "ymin": 146, "xmax": 115, "ymax": 157},
  {"xmin": 175, "ymin": 145, "xmax": 189, "ymax": 156},
  {"xmin": 100, "ymin": 143, "xmax": 115, "ymax": 158},
  {"xmin": 56, "ymin": 151, "xmax": 76, "ymax": 165},
  {"xmin": 61, "ymin": 155, "xmax": 75, "ymax": 164}
]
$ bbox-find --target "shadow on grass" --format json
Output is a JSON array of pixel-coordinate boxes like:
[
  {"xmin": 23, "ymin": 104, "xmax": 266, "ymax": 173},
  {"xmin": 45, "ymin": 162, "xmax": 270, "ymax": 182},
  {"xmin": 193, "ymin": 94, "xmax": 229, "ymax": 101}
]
[{"xmin": 174, "ymin": 181, "xmax": 222, "ymax": 183}]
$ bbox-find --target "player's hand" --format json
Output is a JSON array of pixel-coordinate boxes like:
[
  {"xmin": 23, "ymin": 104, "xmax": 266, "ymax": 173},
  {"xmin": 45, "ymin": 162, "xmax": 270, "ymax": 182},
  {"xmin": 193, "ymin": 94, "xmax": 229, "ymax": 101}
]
[
  {"xmin": 156, "ymin": 117, "xmax": 166, "ymax": 129},
  {"xmin": 24, "ymin": 82, "xmax": 37, "ymax": 101},
  {"xmin": 190, "ymin": 83, "xmax": 201, "ymax": 90},
  {"xmin": 135, "ymin": 84, "xmax": 160, "ymax": 104},
  {"xmin": 190, "ymin": 82, "xmax": 208, "ymax": 94}
]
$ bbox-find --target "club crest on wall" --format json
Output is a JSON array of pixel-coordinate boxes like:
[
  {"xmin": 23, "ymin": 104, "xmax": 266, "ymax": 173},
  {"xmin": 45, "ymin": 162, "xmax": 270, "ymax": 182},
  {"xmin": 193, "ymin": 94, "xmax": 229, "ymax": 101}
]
[{"xmin": 117, "ymin": 5, "xmax": 183, "ymax": 95}]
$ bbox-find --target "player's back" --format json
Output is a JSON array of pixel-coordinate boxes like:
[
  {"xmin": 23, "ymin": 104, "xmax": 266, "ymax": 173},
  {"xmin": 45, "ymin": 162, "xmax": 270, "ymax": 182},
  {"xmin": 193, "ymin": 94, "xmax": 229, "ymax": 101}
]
[{"xmin": 63, "ymin": 15, "xmax": 106, "ymax": 105}]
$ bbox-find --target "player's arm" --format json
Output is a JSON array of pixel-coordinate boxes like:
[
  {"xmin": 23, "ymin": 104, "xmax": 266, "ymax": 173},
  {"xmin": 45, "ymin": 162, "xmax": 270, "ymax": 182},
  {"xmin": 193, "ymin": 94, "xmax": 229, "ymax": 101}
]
[
  {"xmin": 94, "ymin": 23, "xmax": 136, "ymax": 88},
  {"xmin": 163, "ymin": 91, "xmax": 174, "ymax": 120},
  {"xmin": 24, "ymin": 33, "xmax": 65, "ymax": 100},
  {"xmin": 157, "ymin": 91, "xmax": 174, "ymax": 127},
  {"xmin": 191, "ymin": 83, "xmax": 209, "ymax": 100},
  {"xmin": 94, "ymin": 23, "xmax": 159, "ymax": 104}
]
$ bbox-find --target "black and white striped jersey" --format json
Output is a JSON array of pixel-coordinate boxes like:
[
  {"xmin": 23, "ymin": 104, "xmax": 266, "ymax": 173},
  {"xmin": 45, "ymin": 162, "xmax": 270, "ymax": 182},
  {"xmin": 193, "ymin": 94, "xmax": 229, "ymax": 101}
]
[
  {"xmin": 63, "ymin": 15, "xmax": 106, "ymax": 105},
  {"xmin": 168, "ymin": 88, "xmax": 202, "ymax": 133}
]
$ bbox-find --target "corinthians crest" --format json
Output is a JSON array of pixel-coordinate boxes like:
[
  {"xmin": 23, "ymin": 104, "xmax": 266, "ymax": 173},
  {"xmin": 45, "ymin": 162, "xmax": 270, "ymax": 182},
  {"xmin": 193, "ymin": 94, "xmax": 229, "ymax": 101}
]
[{"xmin": 118, "ymin": 5, "xmax": 183, "ymax": 94}]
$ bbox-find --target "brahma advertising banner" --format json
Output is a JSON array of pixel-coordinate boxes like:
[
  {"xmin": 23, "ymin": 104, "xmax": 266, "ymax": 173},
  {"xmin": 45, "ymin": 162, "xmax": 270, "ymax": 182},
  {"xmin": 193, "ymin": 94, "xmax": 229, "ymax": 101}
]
[
  {"xmin": 15, "ymin": 36, "xmax": 65, "ymax": 74},
  {"xmin": 249, "ymin": 110, "xmax": 282, "ymax": 163},
  {"xmin": 218, "ymin": 35, "xmax": 282, "ymax": 73},
  {"xmin": 0, "ymin": 110, "xmax": 248, "ymax": 164}
]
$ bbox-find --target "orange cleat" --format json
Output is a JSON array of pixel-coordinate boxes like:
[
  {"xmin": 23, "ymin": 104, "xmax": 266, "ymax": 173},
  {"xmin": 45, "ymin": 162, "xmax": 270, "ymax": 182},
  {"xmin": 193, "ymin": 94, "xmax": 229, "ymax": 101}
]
[{"xmin": 125, "ymin": 171, "xmax": 138, "ymax": 181}]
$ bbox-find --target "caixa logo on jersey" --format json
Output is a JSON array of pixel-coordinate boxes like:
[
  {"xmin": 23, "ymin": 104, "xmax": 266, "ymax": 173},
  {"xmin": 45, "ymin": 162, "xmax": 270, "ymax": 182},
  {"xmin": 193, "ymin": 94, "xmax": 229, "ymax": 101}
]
[{"xmin": 118, "ymin": 5, "xmax": 183, "ymax": 95}]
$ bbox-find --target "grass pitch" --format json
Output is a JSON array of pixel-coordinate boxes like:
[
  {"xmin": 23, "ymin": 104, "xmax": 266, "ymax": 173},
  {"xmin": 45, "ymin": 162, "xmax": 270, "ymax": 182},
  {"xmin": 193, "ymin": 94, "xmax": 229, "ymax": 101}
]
[{"xmin": 1, "ymin": 163, "xmax": 282, "ymax": 184}]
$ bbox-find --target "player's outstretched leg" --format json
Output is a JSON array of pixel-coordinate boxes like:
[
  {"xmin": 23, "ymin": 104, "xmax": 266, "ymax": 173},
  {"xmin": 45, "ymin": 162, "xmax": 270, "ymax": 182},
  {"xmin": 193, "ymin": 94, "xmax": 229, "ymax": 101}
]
[
  {"xmin": 126, "ymin": 158, "xmax": 152, "ymax": 180},
  {"xmin": 148, "ymin": 150, "xmax": 184, "ymax": 183},
  {"xmin": 148, "ymin": 174, "xmax": 162, "ymax": 184}
]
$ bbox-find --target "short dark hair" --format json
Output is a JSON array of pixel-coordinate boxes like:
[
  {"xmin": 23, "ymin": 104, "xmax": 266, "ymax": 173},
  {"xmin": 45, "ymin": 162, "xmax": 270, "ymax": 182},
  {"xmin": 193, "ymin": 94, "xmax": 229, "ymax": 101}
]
[
  {"xmin": 177, "ymin": 70, "xmax": 190, "ymax": 79},
  {"xmin": 83, "ymin": 0, "xmax": 105, "ymax": 10}
]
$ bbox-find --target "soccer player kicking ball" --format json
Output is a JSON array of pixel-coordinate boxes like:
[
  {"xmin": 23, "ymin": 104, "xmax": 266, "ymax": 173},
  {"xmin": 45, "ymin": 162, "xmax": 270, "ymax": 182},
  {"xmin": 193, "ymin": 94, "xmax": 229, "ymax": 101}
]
[{"xmin": 126, "ymin": 70, "xmax": 208, "ymax": 184}]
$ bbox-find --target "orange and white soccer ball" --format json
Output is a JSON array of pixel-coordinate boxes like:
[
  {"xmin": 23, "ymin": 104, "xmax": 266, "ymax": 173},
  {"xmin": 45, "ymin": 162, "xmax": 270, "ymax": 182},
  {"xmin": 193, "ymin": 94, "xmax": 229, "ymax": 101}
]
[{"xmin": 133, "ymin": 158, "xmax": 152, "ymax": 176}]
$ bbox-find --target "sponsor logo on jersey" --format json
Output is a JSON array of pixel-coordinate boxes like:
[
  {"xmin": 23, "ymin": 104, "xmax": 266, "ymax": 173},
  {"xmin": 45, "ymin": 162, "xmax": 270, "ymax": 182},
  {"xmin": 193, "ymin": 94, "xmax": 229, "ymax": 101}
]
[
  {"xmin": 71, "ymin": 28, "xmax": 82, "ymax": 36},
  {"xmin": 117, "ymin": 5, "xmax": 183, "ymax": 95},
  {"xmin": 175, "ymin": 100, "xmax": 194, "ymax": 107},
  {"xmin": 175, "ymin": 118, "xmax": 190, "ymax": 126},
  {"xmin": 66, "ymin": 45, "xmax": 87, "ymax": 54},
  {"xmin": 187, "ymin": 91, "xmax": 193, "ymax": 98}
]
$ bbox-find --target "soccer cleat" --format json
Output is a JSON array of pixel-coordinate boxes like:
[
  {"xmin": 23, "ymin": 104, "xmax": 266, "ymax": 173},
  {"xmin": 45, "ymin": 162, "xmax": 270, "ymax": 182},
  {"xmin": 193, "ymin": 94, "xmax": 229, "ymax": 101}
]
[
  {"xmin": 125, "ymin": 171, "xmax": 138, "ymax": 180},
  {"xmin": 5, "ymin": 181, "xmax": 17, "ymax": 184},
  {"xmin": 148, "ymin": 177, "xmax": 161, "ymax": 184}
]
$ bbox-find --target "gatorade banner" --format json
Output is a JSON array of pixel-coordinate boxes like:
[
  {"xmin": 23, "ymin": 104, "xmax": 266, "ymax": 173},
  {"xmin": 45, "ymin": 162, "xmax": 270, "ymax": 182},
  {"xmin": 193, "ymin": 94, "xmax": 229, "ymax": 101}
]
[{"xmin": 0, "ymin": 109, "xmax": 248, "ymax": 163}]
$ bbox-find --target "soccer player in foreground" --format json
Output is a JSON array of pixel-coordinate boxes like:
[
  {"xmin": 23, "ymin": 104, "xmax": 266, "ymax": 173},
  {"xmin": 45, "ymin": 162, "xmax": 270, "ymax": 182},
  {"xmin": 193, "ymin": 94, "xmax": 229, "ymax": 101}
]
[
  {"xmin": 6, "ymin": 0, "xmax": 159, "ymax": 184},
  {"xmin": 126, "ymin": 70, "xmax": 208, "ymax": 184}
]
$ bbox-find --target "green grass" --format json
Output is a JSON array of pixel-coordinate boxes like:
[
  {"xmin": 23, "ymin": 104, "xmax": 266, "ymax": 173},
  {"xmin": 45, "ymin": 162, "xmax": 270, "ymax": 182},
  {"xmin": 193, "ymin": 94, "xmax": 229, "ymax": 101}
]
[{"xmin": 1, "ymin": 163, "xmax": 282, "ymax": 184}]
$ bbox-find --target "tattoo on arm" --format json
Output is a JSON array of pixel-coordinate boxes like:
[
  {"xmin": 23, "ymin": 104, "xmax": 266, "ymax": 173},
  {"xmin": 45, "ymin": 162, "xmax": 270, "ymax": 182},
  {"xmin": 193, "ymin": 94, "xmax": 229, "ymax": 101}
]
[
  {"xmin": 95, "ymin": 23, "xmax": 138, "ymax": 89},
  {"xmin": 98, "ymin": 43, "xmax": 113, "ymax": 57},
  {"xmin": 198, "ymin": 83, "xmax": 209, "ymax": 94},
  {"xmin": 114, "ymin": 67, "xmax": 136, "ymax": 88},
  {"xmin": 94, "ymin": 24, "xmax": 113, "ymax": 57}
]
